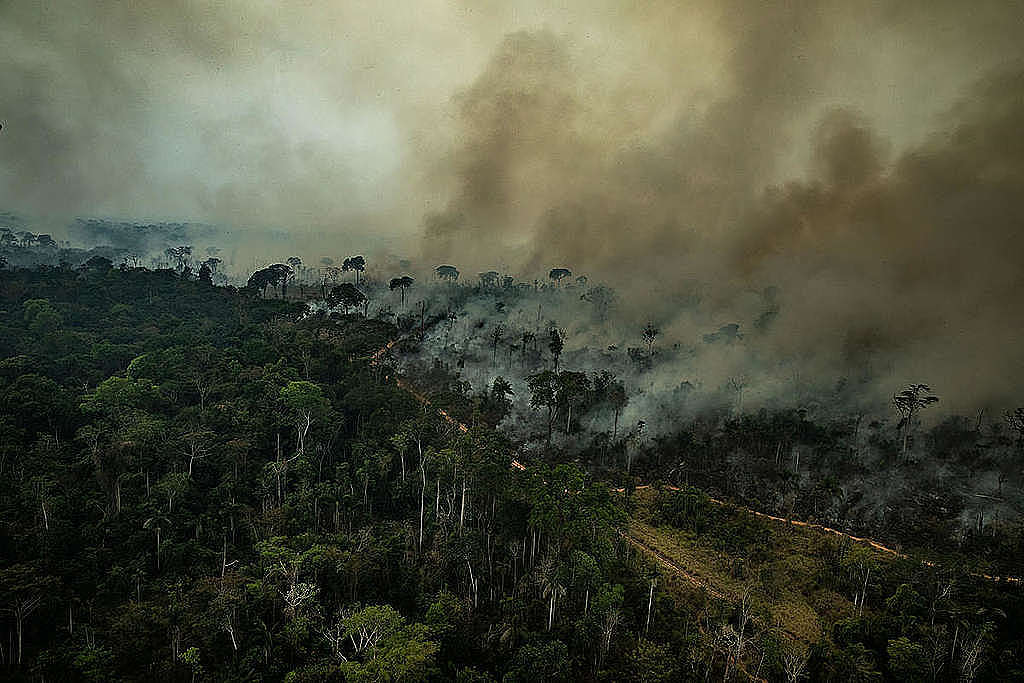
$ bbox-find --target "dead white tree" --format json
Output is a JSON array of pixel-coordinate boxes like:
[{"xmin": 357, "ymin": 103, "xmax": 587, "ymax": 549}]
[{"xmin": 783, "ymin": 645, "xmax": 809, "ymax": 682}]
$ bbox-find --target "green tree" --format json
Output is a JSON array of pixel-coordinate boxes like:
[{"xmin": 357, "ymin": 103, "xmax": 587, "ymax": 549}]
[
  {"xmin": 628, "ymin": 639, "xmax": 678, "ymax": 683},
  {"xmin": 328, "ymin": 282, "xmax": 367, "ymax": 313},
  {"xmin": 887, "ymin": 637, "xmax": 927, "ymax": 682},
  {"xmin": 22, "ymin": 298, "xmax": 63, "ymax": 335},
  {"xmin": 280, "ymin": 381, "xmax": 330, "ymax": 456},
  {"xmin": 324, "ymin": 604, "xmax": 438, "ymax": 682},
  {"xmin": 503, "ymin": 640, "xmax": 569, "ymax": 683}
]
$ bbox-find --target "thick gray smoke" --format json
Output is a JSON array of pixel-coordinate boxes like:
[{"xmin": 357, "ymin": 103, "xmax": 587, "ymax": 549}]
[
  {"xmin": 417, "ymin": 3, "xmax": 1024, "ymax": 413},
  {"xmin": 2, "ymin": 0, "xmax": 1022, "ymax": 412}
]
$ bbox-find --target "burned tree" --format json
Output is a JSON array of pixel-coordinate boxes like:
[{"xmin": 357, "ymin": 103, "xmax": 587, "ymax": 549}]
[{"xmin": 892, "ymin": 384, "xmax": 939, "ymax": 457}]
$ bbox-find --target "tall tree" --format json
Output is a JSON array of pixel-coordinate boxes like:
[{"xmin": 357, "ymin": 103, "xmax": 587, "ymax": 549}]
[
  {"xmin": 389, "ymin": 275, "xmax": 415, "ymax": 308},
  {"xmin": 280, "ymin": 381, "xmax": 329, "ymax": 457},
  {"xmin": 343, "ymin": 255, "xmax": 366, "ymax": 283},
  {"xmin": 892, "ymin": 384, "xmax": 939, "ymax": 457},
  {"xmin": 642, "ymin": 322, "xmax": 658, "ymax": 356},
  {"xmin": 0, "ymin": 565, "xmax": 54, "ymax": 666},
  {"xmin": 548, "ymin": 327, "xmax": 564, "ymax": 372},
  {"xmin": 490, "ymin": 324, "xmax": 504, "ymax": 366},
  {"xmin": 557, "ymin": 371, "xmax": 590, "ymax": 434},
  {"xmin": 528, "ymin": 371, "xmax": 560, "ymax": 445}
]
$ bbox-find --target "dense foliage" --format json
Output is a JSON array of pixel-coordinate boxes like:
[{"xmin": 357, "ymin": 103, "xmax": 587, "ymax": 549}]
[
  {"xmin": 0, "ymin": 264, "xmax": 628, "ymax": 681},
  {"xmin": 0, "ymin": 263, "xmax": 1020, "ymax": 681}
]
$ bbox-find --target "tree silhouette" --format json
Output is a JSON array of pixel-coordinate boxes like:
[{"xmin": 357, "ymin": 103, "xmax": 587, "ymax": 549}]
[
  {"xmin": 599, "ymin": 375, "xmax": 628, "ymax": 439},
  {"xmin": 389, "ymin": 276, "xmax": 414, "ymax": 307},
  {"xmin": 642, "ymin": 323, "xmax": 658, "ymax": 356},
  {"xmin": 892, "ymin": 384, "xmax": 939, "ymax": 457},
  {"xmin": 444, "ymin": 309, "xmax": 457, "ymax": 348},
  {"xmin": 342, "ymin": 255, "xmax": 366, "ymax": 283},
  {"xmin": 1005, "ymin": 408, "xmax": 1024, "ymax": 449},
  {"xmin": 557, "ymin": 371, "xmax": 590, "ymax": 434},
  {"xmin": 490, "ymin": 324, "xmax": 504, "ymax": 366},
  {"xmin": 164, "ymin": 245, "xmax": 192, "ymax": 272},
  {"xmin": 548, "ymin": 268, "xmax": 571, "ymax": 285},
  {"xmin": 435, "ymin": 264, "xmax": 459, "ymax": 282},
  {"xmin": 328, "ymin": 283, "xmax": 367, "ymax": 313},
  {"xmin": 246, "ymin": 268, "xmax": 273, "ymax": 298},
  {"xmin": 198, "ymin": 261, "xmax": 213, "ymax": 285},
  {"xmin": 727, "ymin": 376, "xmax": 747, "ymax": 413},
  {"xmin": 548, "ymin": 327, "xmax": 564, "ymax": 372},
  {"xmin": 528, "ymin": 371, "xmax": 559, "ymax": 445}
]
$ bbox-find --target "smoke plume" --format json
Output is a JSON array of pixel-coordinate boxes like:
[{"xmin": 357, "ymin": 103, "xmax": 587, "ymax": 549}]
[{"xmin": 2, "ymin": 0, "xmax": 1023, "ymax": 410}]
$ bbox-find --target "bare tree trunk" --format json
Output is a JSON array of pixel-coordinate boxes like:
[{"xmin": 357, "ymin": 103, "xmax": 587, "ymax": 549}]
[
  {"xmin": 645, "ymin": 579, "xmax": 655, "ymax": 633},
  {"xmin": 859, "ymin": 567, "xmax": 870, "ymax": 616},
  {"xmin": 419, "ymin": 463, "xmax": 426, "ymax": 551},
  {"xmin": 459, "ymin": 478, "xmax": 466, "ymax": 532}
]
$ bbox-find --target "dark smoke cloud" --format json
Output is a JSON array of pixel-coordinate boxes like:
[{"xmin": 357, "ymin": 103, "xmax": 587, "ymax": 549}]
[
  {"xmin": 734, "ymin": 69, "xmax": 1024, "ymax": 410},
  {"xmin": 3, "ymin": 0, "xmax": 1023, "ymax": 410},
  {"xmin": 418, "ymin": 2, "xmax": 1024, "ymax": 412}
]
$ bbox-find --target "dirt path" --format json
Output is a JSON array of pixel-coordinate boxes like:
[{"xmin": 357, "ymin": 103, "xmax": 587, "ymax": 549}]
[
  {"xmin": 621, "ymin": 485, "xmax": 1021, "ymax": 585},
  {"xmin": 372, "ymin": 339, "xmax": 1021, "ymax": 586},
  {"xmin": 622, "ymin": 527, "xmax": 729, "ymax": 601}
]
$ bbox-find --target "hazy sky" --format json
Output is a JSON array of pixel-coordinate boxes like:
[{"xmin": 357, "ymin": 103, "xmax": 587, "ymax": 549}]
[{"xmin": 2, "ymin": 0, "xmax": 1023, "ymax": 410}]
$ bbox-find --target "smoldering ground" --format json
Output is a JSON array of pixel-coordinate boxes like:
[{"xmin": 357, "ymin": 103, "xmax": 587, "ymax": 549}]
[{"xmin": 2, "ymin": 0, "xmax": 1022, "ymax": 413}]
